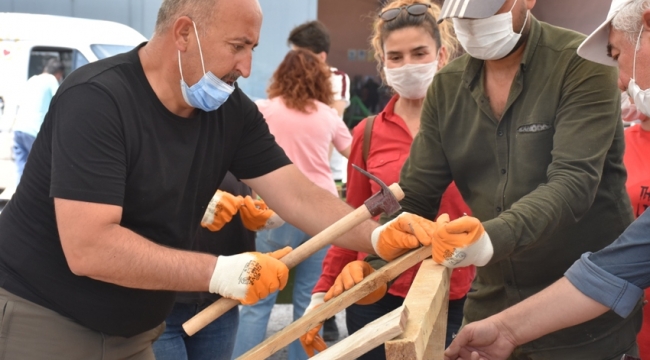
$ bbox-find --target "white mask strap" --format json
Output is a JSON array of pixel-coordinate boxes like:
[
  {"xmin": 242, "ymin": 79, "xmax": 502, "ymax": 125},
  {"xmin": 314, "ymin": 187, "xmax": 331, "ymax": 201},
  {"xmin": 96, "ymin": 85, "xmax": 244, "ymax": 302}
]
[
  {"xmin": 191, "ymin": 21, "xmax": 207, "ymax": 75},
  {"xmin": 519, "ymin": 9, "xmax": 529, "ymax": 35},
  {"xmin": 509, "ymin": 0, "xmax": 518, "ymax": 12},
  {"xmin": 633, "ymin": 27, "xmax": 643, "ymax": 80}
]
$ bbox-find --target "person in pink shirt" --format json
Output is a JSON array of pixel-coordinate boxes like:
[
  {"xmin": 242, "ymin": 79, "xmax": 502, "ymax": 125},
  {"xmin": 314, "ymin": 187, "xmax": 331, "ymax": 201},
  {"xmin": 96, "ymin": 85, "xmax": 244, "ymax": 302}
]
[{"xmin": 232, "ymin": 49, "xmax": 351, "ymax": 360}]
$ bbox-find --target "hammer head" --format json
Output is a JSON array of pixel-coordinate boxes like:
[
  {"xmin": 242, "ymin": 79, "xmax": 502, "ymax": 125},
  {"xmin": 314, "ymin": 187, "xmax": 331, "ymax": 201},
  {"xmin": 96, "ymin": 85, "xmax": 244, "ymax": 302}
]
[{"xmin": 352, "ymin": 164, "xmax": 402, "ymax": 217}]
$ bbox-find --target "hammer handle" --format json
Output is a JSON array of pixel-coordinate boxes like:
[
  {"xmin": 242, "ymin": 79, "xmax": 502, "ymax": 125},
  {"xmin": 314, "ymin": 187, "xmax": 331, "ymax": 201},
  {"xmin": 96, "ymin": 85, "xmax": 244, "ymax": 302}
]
[{"xmin": 182, "ymin": 183, "xmax": 404, "ymax": 336}]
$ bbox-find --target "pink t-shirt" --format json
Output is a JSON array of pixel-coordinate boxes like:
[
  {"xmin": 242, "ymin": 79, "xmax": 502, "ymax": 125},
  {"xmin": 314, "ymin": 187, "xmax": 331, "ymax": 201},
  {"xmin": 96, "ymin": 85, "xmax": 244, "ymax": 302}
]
[{"xmin": 256, "ymin": 97, "xmax": 352, "ymax": 196}]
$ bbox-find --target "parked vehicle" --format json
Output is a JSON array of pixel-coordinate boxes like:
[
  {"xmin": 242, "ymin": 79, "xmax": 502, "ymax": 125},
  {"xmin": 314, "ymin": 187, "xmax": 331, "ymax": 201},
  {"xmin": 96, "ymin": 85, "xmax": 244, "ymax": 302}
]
[{"xmin": 0, "ymin": 12, "xmax": 147, "ymax": 196}]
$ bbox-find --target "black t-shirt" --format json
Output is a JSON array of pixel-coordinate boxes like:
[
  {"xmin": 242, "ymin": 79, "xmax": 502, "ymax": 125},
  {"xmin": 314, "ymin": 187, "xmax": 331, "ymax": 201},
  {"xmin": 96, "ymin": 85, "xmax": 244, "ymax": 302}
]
[{"xmin": 0, "ymin": 44, "xmax": 290, "ymax": 337}]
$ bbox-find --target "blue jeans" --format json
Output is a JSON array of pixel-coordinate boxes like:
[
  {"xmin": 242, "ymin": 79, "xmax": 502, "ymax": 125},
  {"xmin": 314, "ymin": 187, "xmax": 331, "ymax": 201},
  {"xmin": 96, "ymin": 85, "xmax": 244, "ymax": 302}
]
[
  {"xmin": 12, "ymin": 131, "xmax": 36, "ymax": 182},
  {"xmin": 152, "ymin": 301, "xmax": 239, "ymax": 360},
  {"xmin": 232, "ymin": 223, "xmax": 328, "ymax": 360},
  {"xmin": 345, "ymin": 294, "xmax": 467, "ymax": 360}
]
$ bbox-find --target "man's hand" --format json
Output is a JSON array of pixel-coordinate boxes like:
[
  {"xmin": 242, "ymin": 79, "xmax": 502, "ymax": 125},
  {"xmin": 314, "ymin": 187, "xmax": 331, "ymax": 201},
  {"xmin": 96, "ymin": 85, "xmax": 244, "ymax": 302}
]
[
  {"xmin": 444, "ymin": 317, "xmax": 518, "ymax": 360},
  {"xmin": 324, "ymin": 261, "xmax": 387, "ymax": 305},
  {"xmin": 371, "ymin": 212, "xmax": 437, "ymax": 261},
  {"xmin": 300, "ymin": 293, "xmax": 328, "ymax": 357},
  {"xmin": 433, "ymin": 214, "xmax": 493, "ymax": 268},
  {"xmin": 239, "ymin": 196, "xmax": 285, "ymax": 231},
  {"xmin": 209, "ymin": 247, "xmax": 291, "ymax": 305},
  {"xmin": 201, "ymin": 190, "xmax": 244, "ymax": 231}
]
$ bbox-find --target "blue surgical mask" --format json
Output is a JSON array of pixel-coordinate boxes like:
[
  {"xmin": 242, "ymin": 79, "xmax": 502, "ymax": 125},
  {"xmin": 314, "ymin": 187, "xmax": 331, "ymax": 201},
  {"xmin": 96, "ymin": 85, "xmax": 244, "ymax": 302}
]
[{"xmin": 178, "ymin": 21, "xmax": 235, "ymax": 112}]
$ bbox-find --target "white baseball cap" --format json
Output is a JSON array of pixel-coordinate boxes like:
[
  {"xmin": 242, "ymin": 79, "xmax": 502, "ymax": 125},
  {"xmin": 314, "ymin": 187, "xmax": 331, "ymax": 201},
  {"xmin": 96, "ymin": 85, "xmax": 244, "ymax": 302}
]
[
  {"xmin": 577, "ymin": 0, "xmax": 634, "ymax": 67},
  {"xmin": 438, "ymin": 0, "xmax": 507, "ymax": 23}
]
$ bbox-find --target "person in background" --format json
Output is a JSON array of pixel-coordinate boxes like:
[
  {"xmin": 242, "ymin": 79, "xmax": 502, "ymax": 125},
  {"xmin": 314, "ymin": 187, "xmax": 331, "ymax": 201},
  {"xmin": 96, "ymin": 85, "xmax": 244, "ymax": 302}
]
[
  {"xmin": 12, "ymin": 58, "xmax": 64, "ymax": 181},
  {"xmin": 153, "ymin": 172, "xmax": 282, "ymax": 360},
  {"xmin": 300, "ymin": 1, "xmax": 475, "ymax": 358},
  {"xmin": 232, "ymin": 49, "xmax": 352, "ymax": 360},
  {"xmin": 444, "ymin": 0, "xmax": 650, "ymax": 359},
  {"xmin": 288, "ymin": 20, "xmax": 352, "ymax": 220}
]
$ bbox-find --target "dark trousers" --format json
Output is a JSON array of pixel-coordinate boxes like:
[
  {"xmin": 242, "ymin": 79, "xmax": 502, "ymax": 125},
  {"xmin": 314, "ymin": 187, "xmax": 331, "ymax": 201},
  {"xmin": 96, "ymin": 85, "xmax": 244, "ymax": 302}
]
[{"xmin": 345, "ymin": 293, "xmax": 466, "ymax": 360}]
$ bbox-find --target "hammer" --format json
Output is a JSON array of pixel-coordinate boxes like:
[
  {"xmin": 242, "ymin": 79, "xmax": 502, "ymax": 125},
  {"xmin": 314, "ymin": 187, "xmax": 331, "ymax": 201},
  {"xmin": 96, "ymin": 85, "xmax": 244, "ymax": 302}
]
[{"xmin": 182, "ymin": 165, "xmax": 404, "ymax": 336}]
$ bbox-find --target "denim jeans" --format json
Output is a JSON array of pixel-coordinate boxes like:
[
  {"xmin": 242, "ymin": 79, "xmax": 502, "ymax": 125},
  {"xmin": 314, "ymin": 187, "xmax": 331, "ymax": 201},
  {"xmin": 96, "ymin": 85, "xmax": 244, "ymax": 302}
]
[
  {"xmin": 232, "ymin": 223, "xmax": 328, "ymax": 360},
  {"xmin": 345, "ymin": 293, "xmax": 467, "ymax": 360},
  {"xmin": 152, "ymin": 301, "xmax": 239, "ymax": 360},
  {"xmin": 12, "ymin": 131, "xmax": 36, "ymax": 182}
]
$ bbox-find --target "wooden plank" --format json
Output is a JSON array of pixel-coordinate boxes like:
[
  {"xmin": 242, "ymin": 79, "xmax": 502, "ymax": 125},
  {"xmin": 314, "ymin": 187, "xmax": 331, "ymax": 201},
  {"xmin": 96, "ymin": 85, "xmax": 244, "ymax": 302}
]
[
  {"xmin": 236, "ymin": 246, "xmax": 432, "ymax": 360},
  {"xmin": 311, "ymin": 305, "xmax": 409, "ymax": 360},
  {"xmin": 385, "ymin": 259, "xmax": 451, "ymax": 360}
]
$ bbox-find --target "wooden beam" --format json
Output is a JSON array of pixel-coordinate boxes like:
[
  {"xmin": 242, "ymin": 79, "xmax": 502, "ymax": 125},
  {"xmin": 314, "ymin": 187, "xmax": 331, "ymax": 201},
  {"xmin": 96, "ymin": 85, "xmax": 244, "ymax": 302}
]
[
  {"xmin": 311, "ymin": 305, "xmax": 409, "ymax": 360},
  {"xmin": 236, "ymin": 246, "xmax": 432, "ymax": 360},
  {"xmin": 385, "ymin": 259, "xmax": 451, "ymax": 360}
]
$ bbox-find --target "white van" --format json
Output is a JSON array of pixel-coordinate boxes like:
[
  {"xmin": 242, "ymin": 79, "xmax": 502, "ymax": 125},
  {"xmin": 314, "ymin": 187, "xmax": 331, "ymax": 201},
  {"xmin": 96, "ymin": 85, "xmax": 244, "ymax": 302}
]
[{"xmin": 0, "ymin": 13, "xmax": 147, "ymax": 199}]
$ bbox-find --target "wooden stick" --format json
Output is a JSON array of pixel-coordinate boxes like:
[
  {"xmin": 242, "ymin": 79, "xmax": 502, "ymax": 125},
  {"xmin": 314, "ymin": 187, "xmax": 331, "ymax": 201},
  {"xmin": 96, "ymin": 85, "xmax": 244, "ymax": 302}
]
[
  {"xmin": 311, "ymin": 305, "xmax": 409, "ymax": 360},
  {"xmin": 236, "ymin": 245, "xmax": 432, "ymax": 360},
  {"xmin": 385, "ymin": 260, "xmax": 450, "ymax": 360},
  {"xmin": 183, "ymin": 183, "xmax": 405, "ymax": 336}
]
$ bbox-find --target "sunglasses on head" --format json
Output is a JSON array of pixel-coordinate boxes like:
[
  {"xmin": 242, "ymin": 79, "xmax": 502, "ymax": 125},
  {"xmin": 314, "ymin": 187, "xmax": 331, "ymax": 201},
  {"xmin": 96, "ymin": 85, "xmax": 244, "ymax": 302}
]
[{"xmin": 379, "ymin": 3, "xmax": 431, "ymax": 21}]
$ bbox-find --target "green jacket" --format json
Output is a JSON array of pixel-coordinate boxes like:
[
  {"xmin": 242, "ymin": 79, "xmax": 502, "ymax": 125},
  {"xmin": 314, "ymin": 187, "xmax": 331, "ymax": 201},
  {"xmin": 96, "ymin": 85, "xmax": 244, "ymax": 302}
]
[{"xmin": 390, "ymin": 17, "xmax": 639, "ymax": 354}]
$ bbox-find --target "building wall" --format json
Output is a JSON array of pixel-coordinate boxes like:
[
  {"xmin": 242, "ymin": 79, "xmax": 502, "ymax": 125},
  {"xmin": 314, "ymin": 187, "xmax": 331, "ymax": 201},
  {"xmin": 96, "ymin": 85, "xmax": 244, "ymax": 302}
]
[
  {"xmin": 318, "ymin": 0, "xmax": 380, "ymax": 80},
  {"xmin": 0, "ymin": 0, "xmax": 161, "ymax": 38}
]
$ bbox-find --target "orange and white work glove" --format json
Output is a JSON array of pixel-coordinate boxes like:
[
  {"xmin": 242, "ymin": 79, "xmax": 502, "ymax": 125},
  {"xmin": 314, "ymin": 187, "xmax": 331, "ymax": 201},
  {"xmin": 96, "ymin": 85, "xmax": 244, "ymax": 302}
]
[
  {"xmin": 325, "ymin": 260, "xmax": 387, "ymax": 304},
  {"xmin": 201, "ymin": 190, "xmax": 244, "ymax": 231},
  {"xmin": 239, "ymin": 196, "xmax": 285, "ymax": 231},
  {"xmin": 209, "ymin": 247, "xmax": 291, "ymax": 305},
  {"xmin": 433, "ymin": 214, "xmax": 493, "ymax": 268},
  {"xmin": 299, "ymin": 293, "xmax": 328, "ymax": 357},
  {"xmin": 371, "ymin": 212, "xmax": 437, "ymax": 261}
]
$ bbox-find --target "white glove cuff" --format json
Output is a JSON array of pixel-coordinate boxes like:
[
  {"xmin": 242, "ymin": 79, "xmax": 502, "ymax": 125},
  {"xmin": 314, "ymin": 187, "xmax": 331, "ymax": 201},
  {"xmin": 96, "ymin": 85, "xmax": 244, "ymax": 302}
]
[
  {"xmin": 260, "ymin": 213, "xmax": 285, "ymax": 231},
  {"xmin": 370, "ymin": 223, "xmax": 387, "ymax": 255},
  {"xmin": 210, "ymin": 253, "xmax": 256, "ymax": 298},
  {"xmin": 305, "ymin": 292, "xmax": 326, "ymax": 314},
  {"xmin": 202, "ymin": 191, "xmax": 225, "ymax": 226},
  {"xmin": 441, "ymin": 231, "xmax": 494, "ymax": 268},
  {"xmin": 471, "ymin": 231, "xmax": 494, "ymax": 266}
]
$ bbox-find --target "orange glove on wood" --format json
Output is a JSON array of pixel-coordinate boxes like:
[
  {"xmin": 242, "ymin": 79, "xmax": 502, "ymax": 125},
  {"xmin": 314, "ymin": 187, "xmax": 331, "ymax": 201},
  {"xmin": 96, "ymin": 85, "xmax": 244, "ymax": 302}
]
[
  {"xmin": 433, "ymin": 214, "xmax": 493, "ymax": 268},
  {"xmin": 201, "ymin": 190, "xmax": 244, "ymax": 231},
  {"xmin": 239, "ymin": 196, "xmax": 285, "ymax": 231},
  {"xmin": 299, "ymin": 293, "xmax": 328, "ymax": 357},
  {"xmin": 324, "ymin": 261, "xmax": 387, "ymax": 305},
  {"xmin": 371, "ymin": 212, "xmax": 437, "ymax": 261},
  {"xmin": 209, "ymin": 247, "xmax": 291, "ymax": 305}
]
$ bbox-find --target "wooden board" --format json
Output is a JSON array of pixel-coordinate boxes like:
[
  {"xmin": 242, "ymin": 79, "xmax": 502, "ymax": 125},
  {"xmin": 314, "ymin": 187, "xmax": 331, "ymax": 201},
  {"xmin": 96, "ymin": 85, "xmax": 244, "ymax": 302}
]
[
  {"xmin": 385, "ymin": 259, "xmax": 451, "ymax": 360},
  {"xmin": 311, "ymin": 305, "xmax": 409, "ymax": 360},
  {"xmin": 236, "ymin": 245, "xmax": 432, "ymax": 360}
]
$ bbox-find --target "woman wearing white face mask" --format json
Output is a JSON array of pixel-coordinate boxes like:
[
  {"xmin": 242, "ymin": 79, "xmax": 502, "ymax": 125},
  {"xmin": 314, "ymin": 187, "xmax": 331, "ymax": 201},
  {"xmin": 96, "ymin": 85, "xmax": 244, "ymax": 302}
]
[{"xmin": 299, "ymin": 2, "xmax": 475, "ymax": 359}]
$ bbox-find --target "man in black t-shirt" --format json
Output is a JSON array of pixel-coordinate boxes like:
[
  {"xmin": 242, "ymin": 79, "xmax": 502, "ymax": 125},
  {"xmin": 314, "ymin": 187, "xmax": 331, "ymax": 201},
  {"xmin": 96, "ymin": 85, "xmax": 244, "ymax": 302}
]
[{"xmin": 0, "ymin": 0, "xmax": 388, "ymax": 358}]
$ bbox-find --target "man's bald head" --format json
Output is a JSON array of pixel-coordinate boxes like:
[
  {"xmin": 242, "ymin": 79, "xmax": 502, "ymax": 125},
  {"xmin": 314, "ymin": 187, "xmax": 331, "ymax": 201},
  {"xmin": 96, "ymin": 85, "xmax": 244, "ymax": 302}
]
[
  {"xmin": 155, "ymin": 0, "xmax": 261, "ymax": 36},
  {"xmin": 155, "ymin": 0, "xmax": 217, "ymax": 35}
]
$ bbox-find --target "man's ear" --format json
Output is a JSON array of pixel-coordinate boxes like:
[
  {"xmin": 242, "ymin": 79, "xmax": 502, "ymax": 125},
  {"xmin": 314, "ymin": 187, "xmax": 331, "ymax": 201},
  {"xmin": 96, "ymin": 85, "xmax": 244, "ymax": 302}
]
[
  {"xmin": 173, "ymin": 16, "xmax": 195, "ymax": 52},
  {"xmin": 317, "ymin": 51, "xmax": 328, "ymax": 62},
  {"xmin": 643, "ymin": 8, "xmax": 650, "ymax": 32}
]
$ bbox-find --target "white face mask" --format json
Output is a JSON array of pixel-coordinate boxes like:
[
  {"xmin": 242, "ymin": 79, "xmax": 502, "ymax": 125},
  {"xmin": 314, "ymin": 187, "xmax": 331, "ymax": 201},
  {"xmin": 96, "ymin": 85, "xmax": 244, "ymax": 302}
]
[
  {"xmin": 627, "ymin": 28, "xmax": 650, "ymax": 117},
  {"xmin": 384, "ymin": 59, "xmax": 438, "ymax": 100},
  {"xmin": 452, "ymin": 0, "xmax": 529, "ymax": 60}
]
